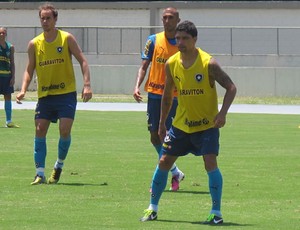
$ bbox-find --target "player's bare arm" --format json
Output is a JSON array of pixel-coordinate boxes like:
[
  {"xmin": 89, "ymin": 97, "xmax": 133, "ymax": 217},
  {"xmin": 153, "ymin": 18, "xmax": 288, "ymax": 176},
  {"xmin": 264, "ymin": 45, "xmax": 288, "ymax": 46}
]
[
  {"xmin": 208, "ymin": 58, "xmax": 237, "ymax": 128},
  {"xmin": 67, "ymin": 33, "xmax": 92, "ymax": 102},
  {"xmin": 133, "ymin": 59, "xmax": 150, "ymax": 103}
]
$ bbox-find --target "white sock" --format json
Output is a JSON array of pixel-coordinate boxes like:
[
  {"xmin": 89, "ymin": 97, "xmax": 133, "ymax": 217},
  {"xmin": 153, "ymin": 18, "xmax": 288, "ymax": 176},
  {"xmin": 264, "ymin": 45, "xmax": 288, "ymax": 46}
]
[
  {"xmin": 170, "ymin": 163, "xmax": 180, "ymax": 176},
  {"xmin": 148, "ymin": 204, "xmax": 158, "ymax": 212},
  {"xmin": 54, "ymin": 159, "xmax": 64, "ymax": 169},
  {"xmin": 211, "ymin": 210, "xmax": 222, "ymax": 217},
  {"xmin": 36, "ymin": 167, "xmax": 45, "ymax": 177}
]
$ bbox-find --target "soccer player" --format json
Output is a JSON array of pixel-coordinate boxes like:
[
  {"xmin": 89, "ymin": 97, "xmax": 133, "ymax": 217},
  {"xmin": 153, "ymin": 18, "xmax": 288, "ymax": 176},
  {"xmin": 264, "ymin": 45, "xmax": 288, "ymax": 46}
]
[
  {"xmin": 140, "ymin": 20, "xmax": 237, "ymax": 225},
  {"xmin": 0, "ymin": 27, "xmax": 19, "ymax": 128},
  {"xmin": 16, "ymin": 3, "xmax": 92, "ymax": 185},
  {"xmin": 133, "ymin": 7, "xmax": 184, "ymax": 191}
]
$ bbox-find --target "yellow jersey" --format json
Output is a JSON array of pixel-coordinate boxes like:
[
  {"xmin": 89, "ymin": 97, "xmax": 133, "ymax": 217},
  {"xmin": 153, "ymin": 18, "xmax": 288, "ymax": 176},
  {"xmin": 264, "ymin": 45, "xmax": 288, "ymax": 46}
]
[
  {"xmin": 33, "ymin": 30, "xmax": 76, "ymax": 98},
  {"xmin": 168, "ymin": 48, "xmax": 218, "ymax": 133}
]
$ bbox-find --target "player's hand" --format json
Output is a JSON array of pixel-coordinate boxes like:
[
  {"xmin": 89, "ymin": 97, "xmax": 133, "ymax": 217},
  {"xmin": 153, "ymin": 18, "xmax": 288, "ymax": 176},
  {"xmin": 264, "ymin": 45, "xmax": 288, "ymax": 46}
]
[
  {"xmin": 16, "ymin": 92, "xmax": 25, "ymax": 104},
  {"xmin": 82, "ymin": 86, "xmax": 92, "ymax": 102},
  {"xmin": 214, "ymin": 113, "xmax": 226, "ymax": 128},
  {"xmin": 133, "ymin": 88, "xmax": 143, "ymax": 103},
  {"xmin": 158, "ymin": 124, "xmax": 167, "ymax": 143}
]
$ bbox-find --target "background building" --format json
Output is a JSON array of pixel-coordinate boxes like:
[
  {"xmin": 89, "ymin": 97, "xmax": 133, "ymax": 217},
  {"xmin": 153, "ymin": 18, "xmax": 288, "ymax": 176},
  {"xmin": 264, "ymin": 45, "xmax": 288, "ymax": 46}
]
[{"xmin": 1, "ymin": 1, "xmax": 300, "ymax": 96}]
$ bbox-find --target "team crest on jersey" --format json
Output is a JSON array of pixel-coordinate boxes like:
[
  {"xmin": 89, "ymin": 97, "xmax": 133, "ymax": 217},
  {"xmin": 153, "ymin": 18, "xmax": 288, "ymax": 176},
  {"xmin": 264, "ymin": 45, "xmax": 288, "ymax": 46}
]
[
  {"xmin": 57, "ymin": 47, "xmax": 63, "ymax": 53},
  {"xmin": 60, "ymin": 83, "xmax": 65, "ymax": 89},
  {"xmin": 195, "ymin": 74, "xmax": 203, "ymax": 82}
]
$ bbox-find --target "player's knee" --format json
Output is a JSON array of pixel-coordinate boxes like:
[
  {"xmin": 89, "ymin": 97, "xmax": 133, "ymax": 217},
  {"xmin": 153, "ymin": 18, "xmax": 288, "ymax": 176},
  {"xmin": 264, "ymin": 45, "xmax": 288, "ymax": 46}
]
[
  {"xmin": 59, "ymin": 126, "xmax": 71, "ymax": 138},
  {"xmin": 159, "ymin": 155, "xmax": 175, "ymax": 170},
  {"xmin": 4, "ymin": 94, "xmax": 11, "ymax": 100},
  {"xmin": 203, "ymin": 154, "xmax": 218, "ymax": 172}
]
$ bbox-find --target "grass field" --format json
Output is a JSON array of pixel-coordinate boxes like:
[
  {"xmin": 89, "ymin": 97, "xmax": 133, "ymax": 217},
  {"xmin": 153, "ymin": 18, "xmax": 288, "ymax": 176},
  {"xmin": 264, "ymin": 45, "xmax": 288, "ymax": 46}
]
[{"xmin": 0, "ymin": 110, "xmax": 299, "ymax": 229}]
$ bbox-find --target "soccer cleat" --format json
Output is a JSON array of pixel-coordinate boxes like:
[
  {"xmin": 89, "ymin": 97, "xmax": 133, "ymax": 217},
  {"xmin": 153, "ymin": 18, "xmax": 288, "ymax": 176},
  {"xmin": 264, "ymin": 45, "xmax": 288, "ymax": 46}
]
[
  {"xmin": 48, "ymin": 168, "xmax": 62, "ymax": 184},
  {"xmin": 31, "ymin": 175, "xmax": 47, "ymax": 185},
  {"xmin": 202, "ymin": 214, "xmax": 223, "ymax": 225},
  {"xmin": 169, "ymin": 171, "xmax": 185, "ymax": 191},
  {"xmin": 140, "ymin": 209, "xmax": 157, "ymax": 222},
  {"xmin": 6, "ymin": 122, "xmax": 20, "ymax": 128}
]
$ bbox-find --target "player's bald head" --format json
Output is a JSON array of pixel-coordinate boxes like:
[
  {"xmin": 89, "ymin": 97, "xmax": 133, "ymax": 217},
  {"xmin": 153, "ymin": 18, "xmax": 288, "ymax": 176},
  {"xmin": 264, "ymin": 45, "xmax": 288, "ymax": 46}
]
[{"xmin": 163, "ymin": 7, "xmax": 179, "ymax": 19}]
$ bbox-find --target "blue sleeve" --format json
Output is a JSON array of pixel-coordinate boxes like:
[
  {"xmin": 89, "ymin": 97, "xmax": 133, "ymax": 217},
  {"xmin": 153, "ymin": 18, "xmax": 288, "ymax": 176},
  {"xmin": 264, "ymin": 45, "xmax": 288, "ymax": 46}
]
[
  {"xmin": 141, "ymin": 34, "xmax": 156, "ymax": 61},
  {"xmin": 6, "ymin": 41, "xmax": 12, "ymax": 50}
]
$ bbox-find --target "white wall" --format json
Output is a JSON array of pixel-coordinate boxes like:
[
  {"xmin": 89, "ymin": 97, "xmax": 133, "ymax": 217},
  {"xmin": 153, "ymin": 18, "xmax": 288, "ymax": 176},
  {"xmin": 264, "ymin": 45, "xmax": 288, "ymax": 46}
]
[{"xmin": 2, "ymin": 2, "xmax": 300, "ymax": 27}]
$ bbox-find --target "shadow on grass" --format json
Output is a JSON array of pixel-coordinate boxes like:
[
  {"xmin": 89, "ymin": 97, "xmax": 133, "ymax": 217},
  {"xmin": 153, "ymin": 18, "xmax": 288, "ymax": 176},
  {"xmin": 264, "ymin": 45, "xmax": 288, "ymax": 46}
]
[
  {"xmin": 158, "ymin": 219, "xmax": 253, "ymax": 227},
  {"xmin": 191, "ymin": 221, "xmax": 253, "ymax": 227},
  {"xmin": 164, "ymin": 190, "xmax": 209, "ymax": 195},
  {"xmin": 58, "ymin": 182, "xmax": 108, "ymax": 186}
]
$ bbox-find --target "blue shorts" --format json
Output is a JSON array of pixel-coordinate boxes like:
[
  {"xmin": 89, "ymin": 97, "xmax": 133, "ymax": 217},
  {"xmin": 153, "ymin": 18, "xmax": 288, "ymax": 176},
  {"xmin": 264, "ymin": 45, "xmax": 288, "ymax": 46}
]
[
  {"xmin": 0, "ymin": 77, "xmax": 14, "ymax": 95},
  {"xmin": 147, "ymin": 97, "xmax": 178, "ymax": 132},
  {"xmin": 162, "ymin": 126, "xmax": 220, "ymax": 157},
  {"xmin": 35, "ymin": 92, "xmax": 77, "ymax": 123}
]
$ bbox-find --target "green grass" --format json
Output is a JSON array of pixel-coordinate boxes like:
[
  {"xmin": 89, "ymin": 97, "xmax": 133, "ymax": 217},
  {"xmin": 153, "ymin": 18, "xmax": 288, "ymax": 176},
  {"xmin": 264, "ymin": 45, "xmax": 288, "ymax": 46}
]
[{"xmin": 0, "ymin": 110, "xmax": 299, "ymax": 229}]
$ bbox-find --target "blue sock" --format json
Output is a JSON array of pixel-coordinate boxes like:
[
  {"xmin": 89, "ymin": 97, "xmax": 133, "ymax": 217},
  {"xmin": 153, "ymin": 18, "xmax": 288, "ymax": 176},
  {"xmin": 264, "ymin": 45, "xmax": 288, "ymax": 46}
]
[
  {"xmin": 4, "ymin": 100, "xmax": 12, "ymax": 123},
  {"xmin": 208, "ymin": 168, "xmax": 223, "ymax": 215},
  {"xmin": 58, "ymin": 136, "xmax": 71, "ymax": 160},
  {"xmin": 150, "ymin": 166, "xmax": 168, "ymax": 206},
  {"xmin": 34, "ymin": 137, "xmax": 47, "ymax": 169}
]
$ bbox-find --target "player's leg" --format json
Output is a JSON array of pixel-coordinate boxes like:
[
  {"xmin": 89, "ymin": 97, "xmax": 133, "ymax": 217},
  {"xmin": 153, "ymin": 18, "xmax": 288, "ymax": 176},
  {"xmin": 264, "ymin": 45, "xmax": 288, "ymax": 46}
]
[
  {"xmin": 141, "ymin": 126, "xmax": 189, "ymax": 222},
  {"xmin": 2, "ymin": 78, "xmax": 18, "ymax": 127},
  {"xmin": 48, "ymin": 118, "xmax": 73, "ymax": 184},
  {"xmin": 165, "ymin": 99, "xmax": 185, "ymax": 191},
  {"xmin": 199, "ymin": 128, "xmax": 223, "ymax": 225},
  {"xmin": 57, "ymin": 117, "xmax": 73, "ymax": 166},
  {"xmin": 140, "ymin": 154, "xmax": 177, "ymax": 222},
  {"xmin": 4, "ymin": 94, "xmax": 12, "ymax": 124},
  {"xmin": 147, "ymin": 97, "xmax": 162, "ymax": 157},
  {"xmin": 203, "ymin": 154, "xmax": 223, "ymax": 225},
  {"xmin": 31, "ymin": 118, "xmax": 51, "ymax": 185},
  {"xmin": 49, "ymin": 93, "xmax": 76, "ymax": 184},
  {"xmin": 148, "ymin": 98, "xmax": 184, "ymax": 190}
]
